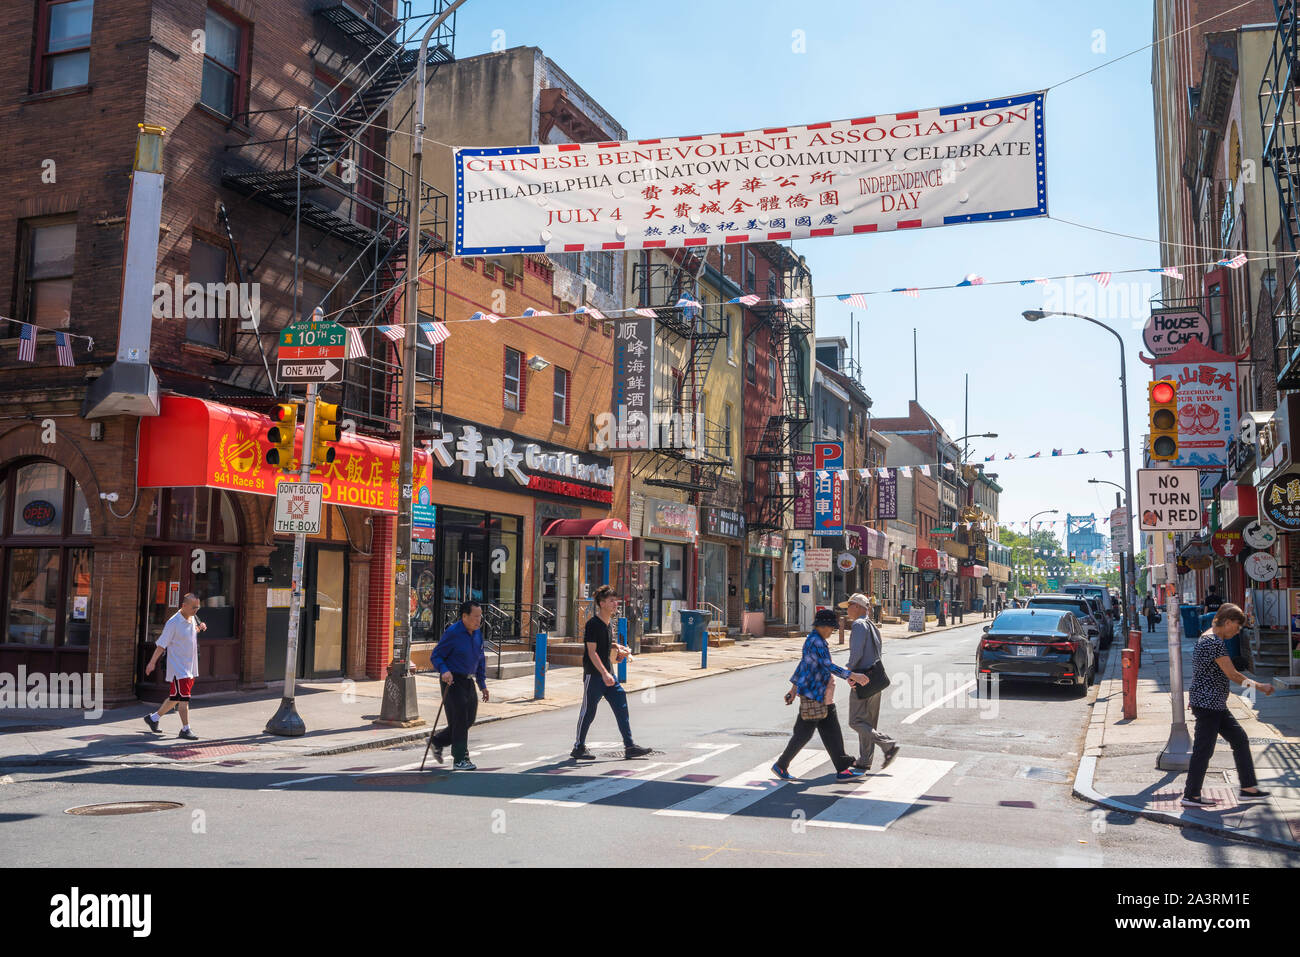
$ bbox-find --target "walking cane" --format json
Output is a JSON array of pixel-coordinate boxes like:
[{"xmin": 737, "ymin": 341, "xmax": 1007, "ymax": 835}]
[{"xmin": 420, "ymin": 698, "xmax": 447, "ymax": 771}]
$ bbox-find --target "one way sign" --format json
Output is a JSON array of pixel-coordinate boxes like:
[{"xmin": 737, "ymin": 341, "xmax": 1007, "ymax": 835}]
[{"xmin": 276, "ymin": 358, "xmax": 343, "ymax": 385}]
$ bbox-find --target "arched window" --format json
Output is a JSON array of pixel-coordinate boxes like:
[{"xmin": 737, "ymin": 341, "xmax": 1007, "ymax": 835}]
[{"xmin": 0, "ymin": 459, "xmax": 93, "ymax": 649}]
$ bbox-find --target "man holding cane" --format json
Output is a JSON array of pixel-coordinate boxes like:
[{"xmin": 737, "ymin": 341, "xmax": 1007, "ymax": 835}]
[{"xmin": 430, "ymin": 600, "xmax": 490, "ymax": 771}]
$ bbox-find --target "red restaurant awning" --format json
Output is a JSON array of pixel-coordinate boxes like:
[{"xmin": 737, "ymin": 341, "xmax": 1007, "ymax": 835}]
[
  {"xmin": 542, "ymin": 517, "xmax": 632, "ymax": 541},
  {"xmin": 960, "ymin": 564, "xmax": 990, "ymax": 578},
  {"xmin": 138, "ymin": 394, "xmax": 430, "ymax": 513},
  {"xmin": 916, "ymin": 548, "xmax": 940, "ymax": 570}
]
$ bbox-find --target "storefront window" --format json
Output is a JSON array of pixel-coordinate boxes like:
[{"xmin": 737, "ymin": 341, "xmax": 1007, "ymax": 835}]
[
  {"xmin": 745, "ymin": 557, "xmax": 773, "ymax": 613},
  {"xmin": 191, "ymin": 551, "xmax": 238, "ymax": 640},
  {"xmin": 63, "ymin": 547, "xmax": 92, "ymax": 646},
  {"xmin": 699, "ymin": 542, "xmax": 727, "ymax": 612},
  {"xmin": 12, "ymin": 462, "xmax": 64, "ymax": 536},
  {"xmin": 164, "ymin": 487, "xmax": 239, "ymax": 543},
  {"xmin": 7, "ymin": 548, "xmax": 60, "ymax": 645}
]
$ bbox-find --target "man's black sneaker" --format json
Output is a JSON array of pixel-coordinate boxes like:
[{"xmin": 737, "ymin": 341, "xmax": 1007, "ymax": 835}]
[
  {"xmin": 143, "ymin": 714, "xmax": 159, "ymax": 733},
  {"xmin": 177, "ymin": 729, "xmax": 199, "ymax": 741},
  {"xmin": 1238, "ymin": 788, "xmax": 1271, "ymax": 801},
  {"xmin": 1180, "ymin": 794, "xmax": 1218, "ymax": 808},
  {"xmin": 453, "ymin": 759, "xmax": 476, "ymax": 771},
  {"xmin": 624, "ymin": 744, "xmax": 653, "ymax": 759},
  {"xmin": 881, "ymin": 745, "xmax": 900, "ymax": 769},
  {"xmin": 432, "ymin": 743, "xmax": 444, "ymax": 765},
  {"xmin": 570, "ymin": 746, "xmax": 596, "ymax": 760}
]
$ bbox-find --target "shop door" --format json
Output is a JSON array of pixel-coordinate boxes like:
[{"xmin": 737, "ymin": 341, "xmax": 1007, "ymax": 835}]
[
  {"xmin": 264, "ymin": 543, "xmax": 348, "ymax": 682},
  {"xmin": 138, "ymin": 550, "xmax": 186, "ymax": 696},
  {"xmin": 439, "ymin": 530, "xmax": 487, "ymax": 624},
  {"xmin": 541, "ymin": 542, "xmax": 560, "ymax": 627},
  {"xmin": 585, "ymin": 546, "xmax": 609, "ymax": 597},
  {"xmin": 643, "ymin": 541, "xmax": 662, "ymax": 632}
]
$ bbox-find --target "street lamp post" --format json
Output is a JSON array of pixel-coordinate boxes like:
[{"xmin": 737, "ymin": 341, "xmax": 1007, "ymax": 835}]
[
  {"xmin": 1023, "ymin": 311, "xmax": 1138, "ymax": 636},
  {"xmin": 379, "ymin": 0, "xmax": 469, "ymax": 726}
]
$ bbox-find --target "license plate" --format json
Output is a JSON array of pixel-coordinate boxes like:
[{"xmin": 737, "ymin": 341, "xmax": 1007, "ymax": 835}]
[{"xmin": 1016, "ymin": 644, "xmax": 1038, "ymax": 657}]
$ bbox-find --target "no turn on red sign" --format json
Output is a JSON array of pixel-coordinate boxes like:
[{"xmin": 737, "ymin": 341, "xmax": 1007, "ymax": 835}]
[{"xmin": 1137, "ymin": 468, "xmax": 1202, "ymax": 531}]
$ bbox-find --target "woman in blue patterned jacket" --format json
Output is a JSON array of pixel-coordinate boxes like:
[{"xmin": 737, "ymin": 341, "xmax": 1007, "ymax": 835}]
[{"xmin": 772, "ymin": 608, "xmax": 870, "ymax": 782}]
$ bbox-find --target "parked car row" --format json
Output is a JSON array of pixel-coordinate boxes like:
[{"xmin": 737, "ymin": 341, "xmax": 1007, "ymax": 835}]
[{"xmin": 977, "ymin": 607, "xmax": 1098, "ymax": 697}]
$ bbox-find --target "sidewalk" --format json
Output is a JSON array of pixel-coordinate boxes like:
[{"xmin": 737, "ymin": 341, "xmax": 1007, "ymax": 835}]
[
  {"xmin": 1074, "ymin": 616, "xmax": 1300, "ymax": 851},
  {"xmin": 0, "ymin": 616, "xmax": 978, "ymax": 769}
]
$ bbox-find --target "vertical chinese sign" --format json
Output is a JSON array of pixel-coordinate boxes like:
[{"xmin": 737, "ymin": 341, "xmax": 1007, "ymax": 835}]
[
  {"xmin": 613, "ymin": 316, "xmax": 656, "ymax": 450},
  {"xmin": 1152, "ymin": 342, "xmax": 1238, "ymax": 470},
  {"xmin": 813, "ymin": 442, "xmax": 844, "ymax": 533},
  {"xmin": 793, "ymin": 451, "xmax": 814, "ymax": 529},
  {"xmin": 878, "ymin": 468, "xmax": 898, "ymax": 521}
]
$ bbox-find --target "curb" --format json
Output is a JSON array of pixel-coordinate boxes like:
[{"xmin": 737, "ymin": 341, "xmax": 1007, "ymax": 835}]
[{"xmin": 1072, "ymin": 644, "xmax": 1300, "ymax": 853}]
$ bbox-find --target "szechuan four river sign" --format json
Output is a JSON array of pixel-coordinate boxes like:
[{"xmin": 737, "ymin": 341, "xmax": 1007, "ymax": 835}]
[
  {"xmin": 454, "ymin": 92, "xmax": 1047, "ymax": 255},
  {"xmin": 276, "ymin": 320, "xmax": 347, "ymax": 386}
]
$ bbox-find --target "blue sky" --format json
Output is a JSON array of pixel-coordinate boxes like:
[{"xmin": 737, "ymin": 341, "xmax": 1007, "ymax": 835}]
[{"xmin": 418, "ymin": 0, "xmax": 1162, "ymax": 541}]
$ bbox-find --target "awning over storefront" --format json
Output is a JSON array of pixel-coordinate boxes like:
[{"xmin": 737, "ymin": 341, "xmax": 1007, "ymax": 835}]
[
  {"xmin": 960, "ymin": 565, "xmax": 989, "ymax": 578},
  {"xmin": 916, "ymin": 547, "xmax": 940, "ymax": 570},
  {"xmin": 845, "ymin": 523, "xmax": 887, "ymax": 559},
  {"xmin": 542, "ymin": 518, "xmax": 632, "ymax": 541},
  {"xmin": 139, "ymin": 394, "xmax": 430, "ymax": 513}
]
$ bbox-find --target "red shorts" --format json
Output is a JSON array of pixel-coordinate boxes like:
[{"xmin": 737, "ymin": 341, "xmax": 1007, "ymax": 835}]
[{"xmin": 168, "ymin": 677, "xmax": 195, "ymax": 701}]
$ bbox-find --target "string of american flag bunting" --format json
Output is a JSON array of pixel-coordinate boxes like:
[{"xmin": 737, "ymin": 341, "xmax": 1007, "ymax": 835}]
[{"xmin": 0, "ymin": 249, "xmax": 1253, "ymax": 364}]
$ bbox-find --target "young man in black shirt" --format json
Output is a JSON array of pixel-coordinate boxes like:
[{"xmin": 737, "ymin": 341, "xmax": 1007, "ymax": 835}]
[{"xmin": 571, "ymin": 585, "xmax": 652, "ymax": 761}]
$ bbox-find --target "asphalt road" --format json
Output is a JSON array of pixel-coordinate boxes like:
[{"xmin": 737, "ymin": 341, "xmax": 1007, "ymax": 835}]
[{"xmin": 2, "ymin": 621, "xmax": 1292, "ymax": 867}]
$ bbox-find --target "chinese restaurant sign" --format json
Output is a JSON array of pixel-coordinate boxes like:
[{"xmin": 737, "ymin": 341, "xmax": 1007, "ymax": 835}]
[
  {"xmin": 1151, "ymin": 341, "xmax": 1239, "ymax": 470},
  {"xmin": 139, "ymin": 396, "xmax": 431, "ymax": 513},
  {"xmin": 454, "ymin": 92, "xmax": 1047, "ymax": 255},
  {"xmin": 611, "ymin": 316, "xmax": 656, "ymax": 450}
]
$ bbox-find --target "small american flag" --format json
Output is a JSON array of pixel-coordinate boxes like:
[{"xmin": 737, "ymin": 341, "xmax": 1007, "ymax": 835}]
[
  {"xmin": 632, "ymin": 308, "xmax": 657, "ymax": 319},
  {"xmin": 1220, "ymin": 253, "xmax": 1248, "ymax": 269},
  {"xmin": 420, "ymin": 322, "xmax": 450, "ymax": 345},
  {"xmin": 957, "ymin": 274, "xmax": 984, "ymax": 287},
  {"xmin": 984, "ymin": 455, "xmax": 995, "ymax": 462},
  {"xmin": 346, "ymin": 327, "xmax": 367, "ymax": 359},
  {"xmin": 1089, "ymin": 272, "xmax": 1112, "ymax": 287},
  {"xmin": 837, "ymin": 293, "xmax": 869, "ymax": 309},
  {"xmin": 576, "ymin": 306, "xmax": 606, "ymax": 321},
  {"xmin": 1077, "ymin": 448, "xmax": 1088, "ymax": 455},
  {"xmin": 469, "ymin": 311, "xmax": 501, "ymax": 323},
  {"xmin": 920, "ymin": 465, "xmax": 930, "ymax": 476},
  {"xmin": 1105, "ymin": 450, "xmax": 1114, "ymax": 459},
  {"xmin": 900, "ymin": 288, "xmax": 920, "ymax": 298},
  {"xmin": 781, "ymin": 297, "xmax": 809, "ymax": 308},
  {"xmin": 378, "ymin": 325, "xmax": 405, "ymax": 342},
  {"xmin": 1051, "ymin": 448, "xmax": 1062, "ymax": 456},
  {"xmin": 17, "ymin": 323, "xmax": 35, "ymax": 362},
  {"xmin": 55, "ymin": 331, "xmax": 73, "ymax": 367},
  {"xmin": 728, "ymin": 294, "xmax": 760, "ymax": 306},
  {"xmin": 522, "ymin": 308, "xmax": 552, "ymax": 317},
  {"xmin": 1004, "ymin": 453, "xmax": 1015, "ymax": 460},
  {"xmin": 1151, "ymin": 266, "xmax": 1184, "ymax": 280}
]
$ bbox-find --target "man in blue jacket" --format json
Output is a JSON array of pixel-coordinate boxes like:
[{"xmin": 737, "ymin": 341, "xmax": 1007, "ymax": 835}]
[{"xmin": 430, "ymin": 599, "xmax": 489, "ymax": 770}]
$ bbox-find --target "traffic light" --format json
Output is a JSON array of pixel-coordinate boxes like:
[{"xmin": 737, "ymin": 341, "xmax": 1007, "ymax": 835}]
[
  {"xmin": 266, "ymin": 403, "xmax": 300, "ymax": 470},
  {"xmin": 311, "ymin": 400, "xmax": 339, "ymax": 468},
  {"xmin": 1148, "ymin": 378, "xmax": 1179, "ymax": 461}
]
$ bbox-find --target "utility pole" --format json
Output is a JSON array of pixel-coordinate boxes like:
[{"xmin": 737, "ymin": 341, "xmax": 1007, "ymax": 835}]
[
  {"xmin": 266, "ymin": 381, "xmax": 318, "ymax": 736},
  {"xmin": 380, "ymin": 0, "xmax": 468, "ymax": 725}
]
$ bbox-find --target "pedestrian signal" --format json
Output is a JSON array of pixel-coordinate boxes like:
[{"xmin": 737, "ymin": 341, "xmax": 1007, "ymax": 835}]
[
  {"xmin": 312, "ymin": 400, "xmax": 339, "ymax": 468},
  {"xmin": 266, "ymin": 403, "xmax": 300, "ymax": 470},
  {"xmin": 1148, "ymin": 379, "xmax": 1179, "ymax": 461}
]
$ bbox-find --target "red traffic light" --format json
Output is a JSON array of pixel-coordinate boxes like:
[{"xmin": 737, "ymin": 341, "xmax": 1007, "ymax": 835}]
[{"xmin": 1151, "ymin": 381, "xmax": 1175, "ymax": 404}]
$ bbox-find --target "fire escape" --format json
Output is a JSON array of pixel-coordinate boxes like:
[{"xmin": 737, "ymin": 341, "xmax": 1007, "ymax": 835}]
[
  {"xmin": 220, "ymin": 1, "xmax": 455, "ymax": 435},
  {"xmin": 1262, "ymin": 0, "xmax": 1300, "ymax": 388},
  {"xmin": 747, "ymin": 251, "xmax": 812, "ymax": 534},
  {"xmin": 629, "ymin": 249, "xmax": 730, "ymax": 493}
]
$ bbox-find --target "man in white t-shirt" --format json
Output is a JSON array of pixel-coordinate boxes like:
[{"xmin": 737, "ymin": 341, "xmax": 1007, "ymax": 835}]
[{"xmin": 143, "ymin": 592, "xmax": 206, "ymax": 740}]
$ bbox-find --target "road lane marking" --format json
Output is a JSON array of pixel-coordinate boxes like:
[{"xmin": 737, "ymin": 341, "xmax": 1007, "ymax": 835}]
[
  {"xmin": 655, "ymin": 750, "xmax": 829, "ymax": 820},
  {"xmin": 512, "ymin": 743, "xmax": 738, "ymax": 808},
  {"xmin": 261, "ymin": 775, "xmax": 334, "ymax": 790},
  {"xmin": 900, "ymin": 680, "xmax": 976, "ymax": 725},
  {"xmin": 805, "ymin": 757, "xmax": 955, "ymax": 831}
]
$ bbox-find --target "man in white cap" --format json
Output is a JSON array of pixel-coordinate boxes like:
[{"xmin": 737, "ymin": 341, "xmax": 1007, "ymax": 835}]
[{"xmin": 839, "ymin": 593, "xmax": 899, "ymax": 771}]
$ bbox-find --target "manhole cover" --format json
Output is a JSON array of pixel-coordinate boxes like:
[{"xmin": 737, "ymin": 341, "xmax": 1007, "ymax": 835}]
[
  {"xmin": 0, "ymin": 725, "xmax": 61, "ymax": 733},
  {"xmin": 65, "ymin": 801, "xmax": 183, "ymax": 816},
  {"xmin": 975, "ymin": 730, "xmax": 1025, "ymax": 738}
]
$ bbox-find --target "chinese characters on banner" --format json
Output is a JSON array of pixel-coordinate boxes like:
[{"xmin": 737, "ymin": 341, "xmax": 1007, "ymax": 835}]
[
  {"xmin": 1153, "ymin": 343, "xmax": 1238, "ymax": 470},
  {"xmin": 612, "ymin": 316, "xmax": 656, "ymax": 449},
  {"xmin": 813, "ymin": 442, "xmax": 844, "ymax": 533},
  {"xmin": 455, "ymin": 93, "xmax": 1048, "ymax": 255},
  {"xmin": 877, "ymin": 469, "xmax": 898, "ymax": 520},
  {"xmin": 793, "ymin": 452, "xmax": 814, "ymax": 529}
]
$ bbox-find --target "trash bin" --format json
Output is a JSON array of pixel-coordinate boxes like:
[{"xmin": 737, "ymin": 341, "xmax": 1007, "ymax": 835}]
[
  {"xmin": 1224, "ymin": 633, "xmax": 1242, "ymax": 663},
  {"xmin": 972, "ymin": 598, "xmax": 985, "ymax": 613},
  {"xmin": 679, "ymin": 609, "xmax": 712, "ymax": 652},
  {"xmin": 1198, "ymin": 612, "xmax": 1216, "ymax": 639},
  {"xmin": 1180, "ymin": 605, "xmax": 1203, "ymax": 639},
  {"xmin": 952, "ymin": 600, "xmax": 964, "ymax": 622}
]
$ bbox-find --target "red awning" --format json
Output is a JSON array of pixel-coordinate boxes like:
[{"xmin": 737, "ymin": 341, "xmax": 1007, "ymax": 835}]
[
  {"xmin": 543, "ymin": 517, "xmax": 632, "ymax": 541},
  {"xmin": 960, "ymin": 565, "xmax": 989, "ymax": 578},
  {"xmin": 916, "ymin": 548, "xmax": 940, "ymax": 570}
]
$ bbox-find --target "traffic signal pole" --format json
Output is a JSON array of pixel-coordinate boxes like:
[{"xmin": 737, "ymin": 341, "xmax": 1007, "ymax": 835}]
[{"xmin": 266, "ymin": 381, "xmax": 317, "ymax": 736}]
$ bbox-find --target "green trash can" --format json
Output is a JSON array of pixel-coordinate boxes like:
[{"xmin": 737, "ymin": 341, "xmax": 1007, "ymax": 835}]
[{"xmin": 679, "ymin": 609, "xmax": 712, "ymax": 652}]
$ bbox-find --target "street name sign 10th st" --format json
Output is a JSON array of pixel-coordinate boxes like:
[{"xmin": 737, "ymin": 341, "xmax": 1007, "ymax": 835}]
[
  {"xmin": 276, "ymin": 319, "xmax": 346, "ymax": 386},
  {"xmin": 274, "ymin": 482, "xmax": 323, "ymax": 535},
  {"xmin": 1137, "ymin": 468, "xmax": 1202, "ymax": 531}
]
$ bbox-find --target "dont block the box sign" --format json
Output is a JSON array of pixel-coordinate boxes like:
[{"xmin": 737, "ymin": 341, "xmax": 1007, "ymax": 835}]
[{"xmin": 1137, "ymin": 468, "xmax": 1202, "ymax": 531}]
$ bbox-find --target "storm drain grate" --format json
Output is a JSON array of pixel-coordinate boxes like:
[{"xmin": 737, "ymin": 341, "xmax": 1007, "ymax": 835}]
[
  {"xmin": 66, "ymin": 801, "xmax": 183, "ymax": 816},
  {"xmin": 1018, "ymin": 766, "xmax": 1069, "ymax": 783}
]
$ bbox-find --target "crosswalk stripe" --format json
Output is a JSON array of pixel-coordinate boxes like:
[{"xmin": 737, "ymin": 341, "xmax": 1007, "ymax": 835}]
[
  {"xmin": 512, "ymin": 743, "xmax": 739, "ymax": 808},
  {"xmin": 655, "ymin": 750, "xmax": 829, "ymax": 820},
  {"xmin": 804, "ymin": 757, "xmax": 955, "ymax": 831}
]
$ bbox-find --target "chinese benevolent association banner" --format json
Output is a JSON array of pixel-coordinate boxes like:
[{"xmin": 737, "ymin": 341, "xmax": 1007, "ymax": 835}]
[{"xmin": 454, "ymin": 92, "xmax": 1047, "ymax": 255}]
